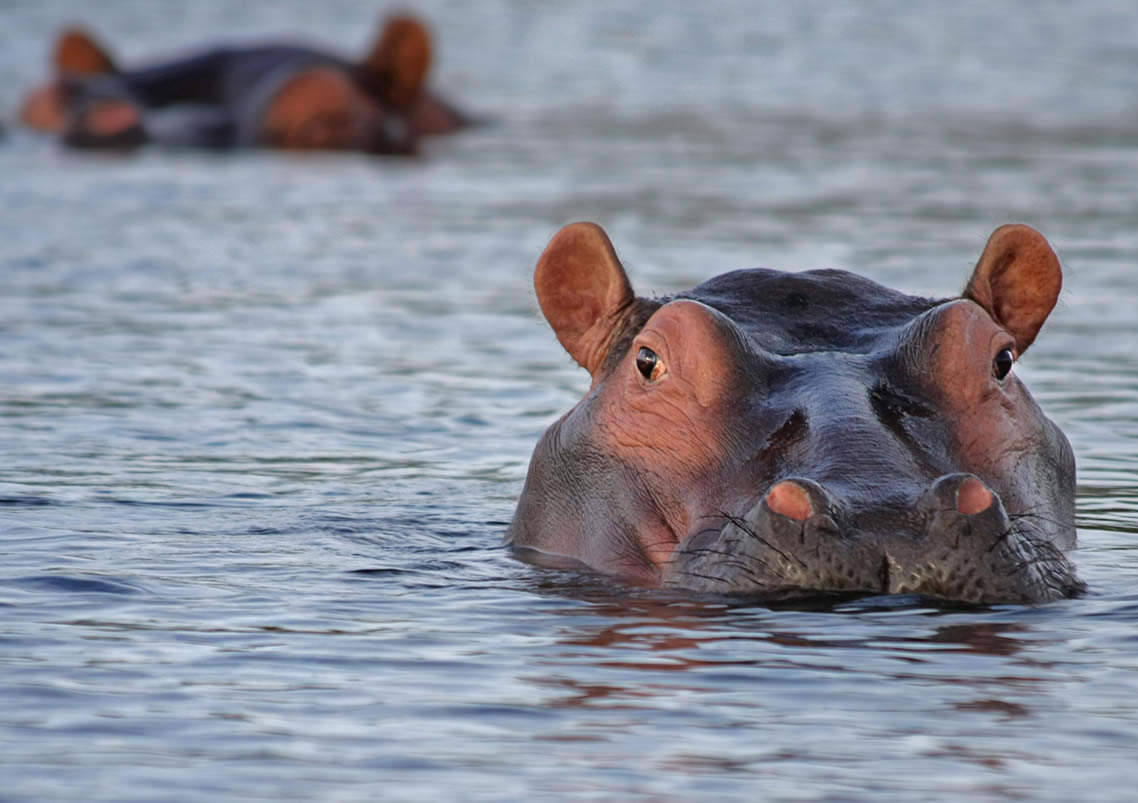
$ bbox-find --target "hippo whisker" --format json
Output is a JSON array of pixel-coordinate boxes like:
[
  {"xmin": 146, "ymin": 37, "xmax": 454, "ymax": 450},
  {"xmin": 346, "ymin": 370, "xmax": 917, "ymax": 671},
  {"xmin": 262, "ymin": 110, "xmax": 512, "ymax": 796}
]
[
  {"xmin": 720, "ymin": 512, "xmax": 806, "ymax": 570},
  {"xmin": 1008, "ymin": 509, "xmax": 1070, "ymax": 534},
  {"xmin": 671, "ymin": 560, "xmax": 776, "ymax": 592},
  {"xmin": 1000, "ymin": 539, "xmax": 1068, "ymax": 578},
  {"xmin": 671, "ymin": 546, "xmax": 779, "ymax": 582},
  {"xmin": 672, "ymin": 570, "xmax": 733, "ymax": 589},
  {"xmin": 987, "ymin": 524, "xmax": 1019, "ymax": 553}
]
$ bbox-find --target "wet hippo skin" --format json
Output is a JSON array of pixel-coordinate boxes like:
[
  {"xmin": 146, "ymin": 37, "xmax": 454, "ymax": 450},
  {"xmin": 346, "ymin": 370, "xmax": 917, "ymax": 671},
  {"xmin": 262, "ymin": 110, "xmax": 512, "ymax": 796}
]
[{"xmin": 507, "ymin": 223, "xmax": 1082, "ymax": 604}]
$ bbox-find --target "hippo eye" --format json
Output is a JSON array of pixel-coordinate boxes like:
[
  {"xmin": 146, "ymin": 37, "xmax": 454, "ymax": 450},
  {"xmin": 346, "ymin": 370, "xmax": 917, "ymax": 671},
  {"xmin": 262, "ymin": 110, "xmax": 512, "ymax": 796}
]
[
  {"xmin": 636, "ymin": 346, "xmax": 663, "ymax": 381},
  {"xmin": 993, "ymin": 347, "xmax": 1014, "ymax": 381}
]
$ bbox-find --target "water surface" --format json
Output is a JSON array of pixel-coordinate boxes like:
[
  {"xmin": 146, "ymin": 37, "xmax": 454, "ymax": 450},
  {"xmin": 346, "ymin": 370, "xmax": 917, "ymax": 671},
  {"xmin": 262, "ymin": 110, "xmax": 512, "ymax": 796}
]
[{"xmin": 2, "ymin": 1, "xmax": 1138, "ymax": 800}]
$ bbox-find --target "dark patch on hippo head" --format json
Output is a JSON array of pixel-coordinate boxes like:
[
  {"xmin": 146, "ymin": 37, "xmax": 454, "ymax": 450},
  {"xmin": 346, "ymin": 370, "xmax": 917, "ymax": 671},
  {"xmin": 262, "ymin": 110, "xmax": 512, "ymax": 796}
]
[
  {"xmin": 508, "ymin": 222, "xmax": 1080, "ymax": 604},
  {"xmin": 869, "ymin": 382, "xmax": 936, "ymax": 449},
  {"xmin": 758, "ymin": 410, "xmax": 809, "ymax": 466},
  {"xmin": 870, "ymin": 383, "xmax": 936, "ymax": 425},
  {"xmin": 784, "ymin": 291, "xmax": 809, "ymax": 310}
]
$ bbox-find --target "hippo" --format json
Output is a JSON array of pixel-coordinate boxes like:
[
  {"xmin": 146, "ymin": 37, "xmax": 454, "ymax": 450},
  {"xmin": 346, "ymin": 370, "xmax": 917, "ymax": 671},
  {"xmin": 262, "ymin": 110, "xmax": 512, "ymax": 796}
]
[
  {"xmin": 507, "ymin": 222, "xmax": 1082, "ymax": 604},
  {"xmin": 17, "ymin": 14, "xmax": 472, "ymax": 153}
]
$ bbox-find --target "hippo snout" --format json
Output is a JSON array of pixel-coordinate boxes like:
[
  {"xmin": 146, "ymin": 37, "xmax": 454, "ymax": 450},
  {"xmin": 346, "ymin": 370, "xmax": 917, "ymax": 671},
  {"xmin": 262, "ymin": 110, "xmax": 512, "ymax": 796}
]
[{"xmin": 665, "ymin": 473, "xmax": 1083, "ymax": 604}]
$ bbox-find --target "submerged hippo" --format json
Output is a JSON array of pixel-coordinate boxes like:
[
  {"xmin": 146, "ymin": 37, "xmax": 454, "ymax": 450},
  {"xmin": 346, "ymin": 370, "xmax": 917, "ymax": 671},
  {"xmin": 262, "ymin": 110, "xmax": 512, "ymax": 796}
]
[
  {"xmin": 18, "ymin": 14, "xmax": 471, "ymax": 153},
  {"xmin": 507, "ymin": 222, "xmax": 1082, "ymax": 604}
]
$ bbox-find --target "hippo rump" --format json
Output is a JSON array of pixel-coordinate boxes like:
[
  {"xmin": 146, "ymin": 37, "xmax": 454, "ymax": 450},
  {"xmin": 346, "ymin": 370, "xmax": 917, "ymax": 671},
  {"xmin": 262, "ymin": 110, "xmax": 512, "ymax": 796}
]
[{"xmin": 507, "ymin": 222, "xmax": 1082, "ymax": 604}]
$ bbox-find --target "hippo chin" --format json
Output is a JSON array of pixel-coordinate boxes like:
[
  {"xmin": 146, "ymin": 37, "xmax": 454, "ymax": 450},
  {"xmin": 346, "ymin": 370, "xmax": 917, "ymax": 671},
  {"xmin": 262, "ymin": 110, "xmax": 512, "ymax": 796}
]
[{"xmin": 507, "ymin": 222, "xmax": 1083, "ymax": 604}]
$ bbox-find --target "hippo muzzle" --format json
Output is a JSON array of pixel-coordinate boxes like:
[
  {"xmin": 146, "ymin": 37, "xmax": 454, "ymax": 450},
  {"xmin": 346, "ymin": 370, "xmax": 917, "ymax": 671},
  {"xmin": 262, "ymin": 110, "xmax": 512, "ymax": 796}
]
[{"xmin": 667, "ymin": 474, "xmax": 1082, "ymax": 603}]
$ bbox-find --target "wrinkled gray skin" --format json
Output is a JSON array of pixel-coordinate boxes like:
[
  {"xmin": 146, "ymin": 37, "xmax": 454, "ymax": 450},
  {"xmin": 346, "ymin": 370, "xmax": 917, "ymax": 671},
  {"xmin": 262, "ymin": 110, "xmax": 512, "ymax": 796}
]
[{"xmin": 508, "ymin": 222, "xmax": 1082, "ymax": 604}]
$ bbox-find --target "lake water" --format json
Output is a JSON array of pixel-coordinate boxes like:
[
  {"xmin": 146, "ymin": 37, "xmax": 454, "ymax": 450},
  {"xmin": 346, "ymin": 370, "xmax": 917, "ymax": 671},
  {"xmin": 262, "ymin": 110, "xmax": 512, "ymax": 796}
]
[{"xmin": 3, "ymin": 1, "xmax": 1138, "ymax": 800}]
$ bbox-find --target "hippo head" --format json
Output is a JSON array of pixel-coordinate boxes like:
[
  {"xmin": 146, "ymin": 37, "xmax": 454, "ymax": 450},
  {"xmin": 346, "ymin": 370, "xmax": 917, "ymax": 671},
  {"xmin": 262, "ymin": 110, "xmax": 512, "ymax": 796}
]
[
  {"xmin": 19, "ymin": 27, "xmax": 118, "ymax": 134},
  {"xmin": 507, "ymin": 223, "xmax": 1081, "ymax": 604}
]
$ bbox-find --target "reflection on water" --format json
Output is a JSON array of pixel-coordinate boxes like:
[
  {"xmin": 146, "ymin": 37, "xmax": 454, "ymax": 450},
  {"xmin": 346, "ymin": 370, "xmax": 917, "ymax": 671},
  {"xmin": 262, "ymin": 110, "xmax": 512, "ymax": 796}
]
[{"xmin": 3, "ymin": 0, "xmax": 1138, "ymax": 800}]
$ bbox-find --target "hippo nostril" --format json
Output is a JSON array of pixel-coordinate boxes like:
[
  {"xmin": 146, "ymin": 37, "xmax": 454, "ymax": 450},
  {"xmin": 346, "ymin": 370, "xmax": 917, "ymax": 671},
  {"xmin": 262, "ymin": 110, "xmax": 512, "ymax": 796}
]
[
  {"xmin": 956, "ymin": 477, "xmax": 994, "ymax": 516},
  {"xmin": 920, "ymin": 473, "xmax": 999, "ymax": 518},
  {"xmin": 765, "ymin": 480, "xmax": 814, "ymax": 521}
]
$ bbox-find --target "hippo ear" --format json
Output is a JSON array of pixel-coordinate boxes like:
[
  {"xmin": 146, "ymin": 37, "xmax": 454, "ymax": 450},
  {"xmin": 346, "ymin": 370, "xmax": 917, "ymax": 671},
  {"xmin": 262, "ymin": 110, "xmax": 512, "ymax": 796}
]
[
  {"xmin": 54, "ymin": 27, "xmax": 117, "ymax": 76},
  {"xmin": 963, "ymin": 224, "xmax": 1062, "ymax": 355},
  {"xmin": 360, "ymin": 14, "xmax": 433, "ymax": 108},
  {"xmin": 535, "ymin": 222, "xmax": 636, "ymax": 376}
]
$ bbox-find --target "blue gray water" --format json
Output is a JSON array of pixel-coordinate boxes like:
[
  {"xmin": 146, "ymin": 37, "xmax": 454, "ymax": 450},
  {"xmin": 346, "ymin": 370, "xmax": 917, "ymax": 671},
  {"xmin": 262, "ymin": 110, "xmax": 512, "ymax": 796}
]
[{"xmin": 3, "ymin": 1, "xmax": 1138, "ymax": 800}]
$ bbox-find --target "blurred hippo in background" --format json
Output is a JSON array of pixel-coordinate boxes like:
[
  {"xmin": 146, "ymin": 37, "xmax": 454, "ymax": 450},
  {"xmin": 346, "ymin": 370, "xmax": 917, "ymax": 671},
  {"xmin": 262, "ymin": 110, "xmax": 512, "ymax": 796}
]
[
  {"xmin": 18, "ymin": 13, "xmax": 473, "ymax": 154},
  {"xmin": 508, "ymin": 222, "xmax": 1082, "ymax": 604}
]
